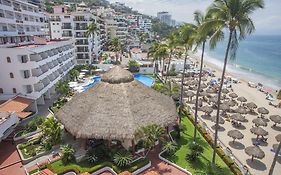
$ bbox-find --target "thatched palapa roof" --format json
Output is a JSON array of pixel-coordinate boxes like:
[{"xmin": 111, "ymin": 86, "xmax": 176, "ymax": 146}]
[{"xmin": 56, "ymin": 66, "xmax": 178, "ymax": 140}]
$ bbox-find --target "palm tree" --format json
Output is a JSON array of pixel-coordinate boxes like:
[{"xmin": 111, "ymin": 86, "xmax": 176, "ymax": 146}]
[
  {"xmin": 40, "ymin": 116, "xmax": 61, "ymax": 146},
  {"xmin": 56, "ymin": 81, "xmax": 70, "ymax": 98},
  {"xmin": 69, "ymin": 69, "xmax": 79, "ymax": 81},
  {"xmin": 165, "ymin": 31, "xmax": 179, "ymax": 82},
  {"xmin": 108, "ymin": 37, "xmax": 122, "ymax": 62},
  {"xmin": 85, "ymin": 21, "xmax": 98, "ymax": 38},
  {"xmin": 192, "ymin": 11, "xmax": 221, "ymax": 144},
  {"xmin": 202, "ymin": 0, "xmax": 264, "ymax": 164},
  {"xmin": 147, "ymin": 41, "xmax": 161, "ymax": 75},
  {"xmin": 135, "ymin": 124, "xmax": 165, "ymax": 150},
  {"xmin": 113, "ymin": 151, "xmax": 133, "ymax": 167},
  {"xmin": 154, "ymin": 43, "xmax": 169, "ymax": 77},
  {"xmin": 177, "ymin": 24, "xmax": 197, "ymax": 123},
  {"xmin": 60, "ymin": 144, "xmax": 76, "ymax": 164}
]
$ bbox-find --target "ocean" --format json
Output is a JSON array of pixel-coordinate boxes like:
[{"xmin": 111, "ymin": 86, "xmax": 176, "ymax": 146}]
[{"xmin": 202, "ymin": 35, "xmax": 281, "ymax": 90}]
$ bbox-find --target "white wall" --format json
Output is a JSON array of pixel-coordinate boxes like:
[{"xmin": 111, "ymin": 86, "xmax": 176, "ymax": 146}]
[{"xmin": 0, "ymin": 112, "xmax": 19, "ymax": 140}]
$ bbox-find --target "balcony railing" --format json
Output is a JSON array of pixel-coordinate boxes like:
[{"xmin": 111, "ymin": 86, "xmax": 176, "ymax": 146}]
[
  {"xmin": 34, "ymin": 82, "xmax": 44, "ymax": 92},
  {"xmin": 32, "ymin": 68, "xmax": 43, "ymax": 77}
]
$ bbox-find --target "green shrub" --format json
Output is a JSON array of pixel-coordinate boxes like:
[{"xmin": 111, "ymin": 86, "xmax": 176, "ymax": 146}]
[
  {"xmin": 113, "ymin": 151, "xmax": 133, "ymax": 167},
  {"xmin": 128, "ymin": 60, "xmax": 140, "ymax": 72},
  {"xmin": 162, "ymin": 141, "xmax": 177, "ymax": 155},
  {"xmin": 186, "ymin": 144, "xmax": 204, "ymax": 161},
  {"xmin": 60, "ymin": 144, "xmax": 76, "ymax": 164},
  {"xmin": 216, "ymin": 147, "xmax": 225, "ymax": 158},
  {"xmin": 86, "ymin": 149, "xmax": 98, "ymax": 164},
  {"xmin": 223, "ymin": 155, "xmax": 235, "ymax": 166},
  {"xmin": 230, "ymin": 164, "xmax": 242, "ymax": 175}
]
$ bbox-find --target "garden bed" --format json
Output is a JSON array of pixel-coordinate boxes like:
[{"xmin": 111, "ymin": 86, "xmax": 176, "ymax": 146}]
[
  {"xmin": 18, "ymin": 138, "xmax": 46, "ymax": 160},
  {"xmin": 48, "ymin": 157, "xmax": 149, "ymax": 174},
  {"xmin": 162, "ymin": 117, "xmax": 233, "ymax": 174}
]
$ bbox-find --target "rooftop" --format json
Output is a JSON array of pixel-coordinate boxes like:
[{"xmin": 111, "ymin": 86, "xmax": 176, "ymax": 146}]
[
  {"xmin": 0, "ymin": 112, "xmax": 11, "ymax": 125},
  {"xmin": 0, "ymin": 96, "xmax": 34, "ymax": 119}
]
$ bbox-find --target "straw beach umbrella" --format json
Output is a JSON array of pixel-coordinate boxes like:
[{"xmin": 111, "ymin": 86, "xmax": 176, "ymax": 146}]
[
  {"xmin": 252, "ymin": 118, "xmax": 268, "ymax": 127},
  {"xmin": 237, "ymin": 96, "xmax": 247, "ymax": 105},
  {"xmin": 210, "ymin": 115, "xmax": 225, "ymax": 124},
  {"xmin": 227, "ymin": 130, "xmax": 244, "ymax": 143},
  {"xmin": 201, "ymin": 106, "xmax": 213, "ymax": 115},
  {"xmin": 245, "ymin": 146, "xmax": 265, "ymax": 162},
  {"xmin": 275, "ymin": 134, "xmax": 281, "ymax": 142},
  {"xmin": 270, "ymin": 115, "xmax": 281, "ymax": 127},
  {"xmin": 246, "ymin": 102, "xmax": 257, "ymax": 109},
  {"xmin": 235, "ymin": 106, "xmax": 248, "ymax": 114},
  {"xmin": 229, "ymin": 92, "xmax": 238, "ymax": 99},
  {"xmin": 225, "ymin": 100, "xmax": 236, "ymax": 107},
  {"xmin": 257, "ymin": 107, "xmax": 269, "ymax": 117},
  {"xmin": 201, "ymin": 77, "xmax": 208, "ymax": 82},
  {"xmin": 221, "ymin": 88, "xmax": 229, "ymax": 94},
  {"xmin": 230, "ymin": 114, "xmax": 245, "ymax": 122},
  {"xmin": 250, "ymin": 127, "xmax": 268, "ymax": 140},
  {"xmin": 55, "ymin": 66, "xmax": 177, "ymax": 145}
]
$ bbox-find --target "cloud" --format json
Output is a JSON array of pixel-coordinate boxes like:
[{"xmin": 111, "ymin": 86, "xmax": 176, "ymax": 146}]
[{"xmin": 108, "ymin": 0, "xmax": 281, "ymax": 35}]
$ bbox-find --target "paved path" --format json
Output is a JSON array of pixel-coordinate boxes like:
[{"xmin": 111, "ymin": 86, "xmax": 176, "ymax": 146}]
[
  {"xmin": 140, "ymin": 148, "xmax": 188, "ymax": 175},
  {"xmin": 0, "ymin": 141, "xmax": 25, "ymax": 175}
]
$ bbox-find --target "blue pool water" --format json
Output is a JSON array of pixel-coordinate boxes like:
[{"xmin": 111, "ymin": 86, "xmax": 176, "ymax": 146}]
[{"xmin": 83, "ymin": 74, "xmax": 155, "ymax": 90}]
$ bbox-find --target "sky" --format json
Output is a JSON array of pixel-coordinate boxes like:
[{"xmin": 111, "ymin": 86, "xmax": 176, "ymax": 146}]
[{"xmin": 108, "ymin": 0, "xmax": 281, "ymax": 35}]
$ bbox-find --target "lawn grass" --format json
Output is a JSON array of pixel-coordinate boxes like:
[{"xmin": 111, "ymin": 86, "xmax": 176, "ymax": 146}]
[
  {"xmin": 48, "ymin": 157, "xmax": 149, "ymax": 174},
  {"xmin": 163, "ymin": 117, "xmax": 233, "ymax": 174}
]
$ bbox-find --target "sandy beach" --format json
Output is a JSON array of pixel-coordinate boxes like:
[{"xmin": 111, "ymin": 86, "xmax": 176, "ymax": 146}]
[{"xmin": 183, "ymin": 53, "xmax": 281, "ymax": 175}]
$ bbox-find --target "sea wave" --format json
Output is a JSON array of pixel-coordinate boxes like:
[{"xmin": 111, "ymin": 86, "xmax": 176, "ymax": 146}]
[{"xmin": 194, "ymin": 50, "xmax": 281, "ymax": 90}]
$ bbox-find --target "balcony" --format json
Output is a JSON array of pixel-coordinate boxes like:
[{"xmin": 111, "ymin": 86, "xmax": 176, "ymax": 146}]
[
  {"xmin": 62, "ymin": 66, "xmax": 67, "ymax": 71},
  {"xmin": 32, "ymin": 68, "xmax": 43, "ymax": 77},
  {"xmin": 48, "ymin": 62, "xmax": 54, "ymax": 69},
  {"xmin": 75, "ymin": 27, "xmax": 87, "ymax": 30},
  {"xmin": 58, "ymin": 57, "xmax": 63, "ymax": 63},
  {"xmin": 58, "ymin": 68, "xmax": 63, "ymax": 74},
  {"xmin": 62, "ymin": 25, "xmax": 72, "ymax": 29},
  {"xmin": 39, "ymin": 52, "xmax": 48, "ymax": 60},
  {"xmin": 54, "ymin": 71, "xmax": 59, "ymax": 78},
  {"xmin": 42, "ymin": 77, "xmax": 50, "ymax": 87},
  {"xmin": 62, "ymin": 33, "xmax": 72, "ymax": 37},
  {"xmin": 53, "ymin": 60, "xmax": 59, "ymax": 66},
  {"xmin": 30, "ymin": 54, "xmax": 42, "ymax": 62},
  {"xmin": 48, "ymin": 73, "xmax": 56, "ymax": 81},
  {"xmin": 41, "ymin": 64, "xmax": 49, "ymax": 73},
  {"xmin": 34, "ymin": 82, "xmax": 44, "ymax": 92},
  {"xmin": 50, "ymin": 18, "xmax": 61, "ymax": 21}
]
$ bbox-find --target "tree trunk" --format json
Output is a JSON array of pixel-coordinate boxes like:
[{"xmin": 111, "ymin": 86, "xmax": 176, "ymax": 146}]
[
  {"xmin": 269, "ymin": 141, "xmax": 281, "ymax": 175},
  {"xmin": 179, "ymin": 50, "xmax": 188, "ymax": 124},
  {"xmin": 193, "ymin": 41, "xmax": 206, "ymax": 144},
  {"xmin": 161, "ymin": 59, "xmax": 165, "ymax": 77},
  {"xmin": 212, "ymin": 31, "xmax": 233, "ymax": 165},
  {"xmin": 165, "ymin": 53, "xmax": 172, "ymax": 82}
]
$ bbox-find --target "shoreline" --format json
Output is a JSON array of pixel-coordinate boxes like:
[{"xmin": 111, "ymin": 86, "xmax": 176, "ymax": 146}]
[{"xmin": 188, "ymin": 51, "xmax": 280, "ymax": 96}]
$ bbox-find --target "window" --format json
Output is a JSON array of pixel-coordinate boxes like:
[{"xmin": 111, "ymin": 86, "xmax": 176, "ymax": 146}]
[
  {"xmin": 10, "ymin": 72, "xmax": 14, "ymax": 78},
  {"xmin": 12, "ymin": 88, "xmax": 16, "ymax": 93},
  {"xmin": 52, "ymin": 23, "xmax": 55, "ymax": 25},
  {"xmin": 0, "ymin": 88, "xmax": 3, "ymax": 94},
  {"xmin": 7, "ymin": 57, "xmax": 11, "ymax": 63}
]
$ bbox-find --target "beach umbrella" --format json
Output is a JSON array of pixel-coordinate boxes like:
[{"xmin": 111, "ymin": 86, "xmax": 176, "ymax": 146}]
[
  {"xmin": 227, "ymin": 130, "xmax": 244, "ymax": 143},
  {"xmin": 199, "ymin": 91, "xmax": 209, "ymax": 97},
  {"xmin": 275, "ymin": 134, "xmax": 281, "ymax": 142},
  {"xmin": 273, "ymin": 144, "xmax": 279, "ymax": 151},
  {"xmin": 245, "ymin": 146, "xmax": 265, "ymax": 162},
  {"xmin": 185, "ymin": 91, "xmax": 195, "ymax": 97},
  {"xmin": 220, "ymin": 104, "xmax": 230, "ymax": 111},
  {"xmin": 246, "ymin": 102, "xmax": 257, "ymax": 109},
  {"xmin": 229, "ymin": 92, "xmax": 238, "ymax": 99},
  {"xmin": 206, "ymin": 88, "xmax": 217, "ymax": 94},
  {"xmin": 230, "ymin": 114, "xmax": 245, "ymax": 122},
  {"xmin": 186, "ymin": 99, "xmax": 203, "ymax": 106},
  {"xmin": 201, "ymin": 106, "xmax": 213, "ymax": 114},
  {"xmin": 235, "ymin": 106, "xmax": 248, "ymax": 114},
  {"xmin": 209, "ymin": 97, "xmax": 219, "ymax": 103},
  {"xmin": 252, "ymin": 118, "xmax": 268, "ymax": 127},
  {"xmin": 257, "ymin": 107, "xmax": 269, "ymax": 116},
  {"xmin": 250, "ymin": 127, "xmax": 268, "ymax": 139},
  {"xmin": 237, "ymin": 96, "xmax": 247, "ymax": 104},
  {"xmin": 210, "ymin": 115, "xmax": 225, "ymax": 124},
  {"xmin": 225, "ymin": 100, "xmax": 236, "ymax": 107},
  {"xmin": 270, "ymin": 115, "xmax": 281, "ymax": 126},
  {"xmin": 222, "ymin": 88, "xmax": 230, "ymax": 94},
  {"xmin": 201, "ymin": 77, "xmax": 208, "ymax": 82},
  {"xmin": 200, "ymin": 83, "xmax": 208, "ymax": 89}
]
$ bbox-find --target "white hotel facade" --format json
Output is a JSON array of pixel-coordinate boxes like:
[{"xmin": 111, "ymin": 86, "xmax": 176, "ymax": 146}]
[
  {"xmin": 0, "ymin": 0, "xmax": 76, "ymax": 106},
  {"xmin": 49, "ymin": 4, "xmax": 106, "ymax": 64}
]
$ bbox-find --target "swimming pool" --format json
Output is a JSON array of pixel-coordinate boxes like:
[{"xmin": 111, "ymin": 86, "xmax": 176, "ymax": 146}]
[{"xmin": 82, "ymin": 74, "xmax": 155, "ymax": 90}]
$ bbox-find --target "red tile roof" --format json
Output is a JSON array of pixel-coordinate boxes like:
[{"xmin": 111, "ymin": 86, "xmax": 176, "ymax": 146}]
[{"xmin": 0, "ymin": 96, "xmax": 34, "ymax": 119}]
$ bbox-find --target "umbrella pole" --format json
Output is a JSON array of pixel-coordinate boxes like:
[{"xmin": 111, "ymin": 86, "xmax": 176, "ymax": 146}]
[{"xmin": 251, "ymin": 156, "xmax": 254, "ymax": 162}]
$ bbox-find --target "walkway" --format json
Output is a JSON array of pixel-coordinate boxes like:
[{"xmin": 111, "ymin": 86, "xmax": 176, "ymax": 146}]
[
  {"xmin": 0, "ymin": 141, "xmax": 25, "ymax": 175},
  {"xmin": 140, "ymin": 148, "xmax": 188, "ymax": 175}
]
